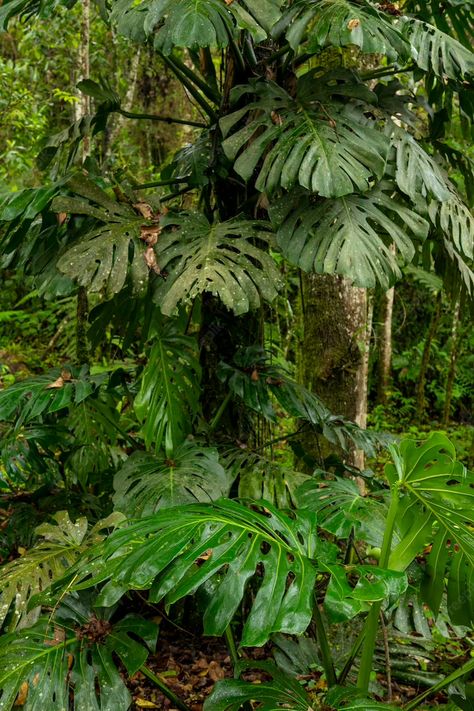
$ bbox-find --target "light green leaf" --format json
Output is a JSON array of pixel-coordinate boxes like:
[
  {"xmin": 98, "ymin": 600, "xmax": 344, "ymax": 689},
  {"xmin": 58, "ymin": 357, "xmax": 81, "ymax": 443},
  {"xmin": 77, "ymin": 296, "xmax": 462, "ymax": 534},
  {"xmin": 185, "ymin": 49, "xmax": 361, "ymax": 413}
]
[
  {"xmin": 271, "ymin": 184, "xmax": 429, "ymax": 290},
  {"xmin": 154, "ymin": 213, "xmax": 282, "ymax": 316},
  {"xmin": 113, "ymin": 443, "xmax": 232, "ymax": 516}
]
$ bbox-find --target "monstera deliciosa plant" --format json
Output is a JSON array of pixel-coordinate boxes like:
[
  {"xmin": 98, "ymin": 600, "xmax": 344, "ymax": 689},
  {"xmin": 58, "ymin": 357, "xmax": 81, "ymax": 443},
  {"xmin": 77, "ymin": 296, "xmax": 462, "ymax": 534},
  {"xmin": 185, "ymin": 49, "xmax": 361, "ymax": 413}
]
[{"xmin": 0, "ymin": 0, "xmax": 474, "ymax": 709}]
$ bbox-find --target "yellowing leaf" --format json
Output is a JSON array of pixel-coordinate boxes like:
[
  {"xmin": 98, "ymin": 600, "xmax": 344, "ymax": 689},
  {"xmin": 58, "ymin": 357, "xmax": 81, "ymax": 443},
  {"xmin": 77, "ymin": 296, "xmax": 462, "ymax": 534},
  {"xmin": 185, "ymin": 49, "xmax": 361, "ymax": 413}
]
[{"xmin": 135, "ymin": 699, "xmax": 159, "ymax": 708}]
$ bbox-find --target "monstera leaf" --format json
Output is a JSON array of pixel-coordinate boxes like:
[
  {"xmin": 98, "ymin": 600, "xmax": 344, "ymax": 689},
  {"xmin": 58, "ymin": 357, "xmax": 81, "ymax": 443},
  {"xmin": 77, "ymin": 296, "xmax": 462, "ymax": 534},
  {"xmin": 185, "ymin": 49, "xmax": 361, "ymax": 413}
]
[
  {"xmin": 270, "ymin": 184, "xmax": 429, "ymax": 289},
  {"xmin": 154, "ymin": 213, "xmax": 281, "ymax": 316},
  {"xmin": 279, "ymin": 0, "xmax": 410, "ymax": 61},
  {"xmin": 386, "ymin": 434, "xmax": 474, "ymax": 626},
  {"xmin": 221, "ymin": 78, "xmax": 388, "ymax": 198},
  {"xmin": 403, "ymin": 0, "xmax": 474, "ymax": 48},
  {"xmin": 62, "ymin": 500, "xmax": 318, "ymax": 647},
  {"xmin": 134, "ymin": 320, "xmax": 201, "ymax": 455},
  {"xmin": 53, "ymin": 174, "xmax": 153, "ymax": 298},
  {"xmin": 428, "ymin": 197, "xmax": 474, "ymax": 260},
  {"xmin": 0, "ymin": 365, "xmax": 106, "ymax": 427},
  {"xmin": 0, "ymin": 512, "xmax": 124, "ymax": 632},
  {"xmin": 113, "ymin": 443, "xmax": 232, "ymax": 516},
  {"xmin": 0, "ymin": 600, "xmax": 157, "ymax": 711},
  {"xmin": 109, "ymin": 0, "xmax": 282, "ymax": 49},
  {"xmin": 401, "ymin": 17, "xmax": 474, "ymax": 80},
  {"xmin": 392, "ymin": 130, "xmax": 452, "ymax": 202}
]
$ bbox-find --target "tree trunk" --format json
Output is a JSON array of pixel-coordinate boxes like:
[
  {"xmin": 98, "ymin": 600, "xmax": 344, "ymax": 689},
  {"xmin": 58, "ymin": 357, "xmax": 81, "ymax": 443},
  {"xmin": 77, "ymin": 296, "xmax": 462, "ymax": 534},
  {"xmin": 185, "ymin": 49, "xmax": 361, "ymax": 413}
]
[
  {"xmin": 416, "ymin": 290, "xmax": 443, "ymax": 422},
  {"xmin": 300, "ymin": 273, "xmax": 370, "ymax": 468},
  {"xmin": 442, "ymin": 299, "xmax": 461, "ymax": 426},
  {"xmin": 377, "ymin": 284, "xmax": 395, "ymax": 405}
]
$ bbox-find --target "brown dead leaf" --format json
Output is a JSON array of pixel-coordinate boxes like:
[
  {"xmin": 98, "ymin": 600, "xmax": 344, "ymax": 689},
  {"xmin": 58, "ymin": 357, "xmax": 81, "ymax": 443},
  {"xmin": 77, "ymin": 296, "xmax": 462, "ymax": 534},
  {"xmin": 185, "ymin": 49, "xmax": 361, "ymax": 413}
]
[
  {"xmin": 144, "ymin": 246, "xmax": 161, "ymax": 274},
  {"xmin": 251, "ymin": 368, "xmax": 259, "ymax": 382},
  {"xmin": 32, "ymin": 674, "xmax": 40, "ymax": 687},
  {"xmin": 15, "ymin": 681, "xmax": 29, "ymax": 706},
  {"xmin": 135, "ymin": 700, "xmax": 160, "ymax": 708},
  {"xmin": 347, "ymin": 18, "xmax": 361, "ymax": 30},
  {"xmin": 271, "ymin": 111, "xmax": 283, "ymax": 126},
  {"xmin": 224, "ymin": 0, "xmax": 234, "ymax": 5},
  {"xmin": 44, "ymin": 626, "xmax": 66, "ymax": 646},
  {"xmin": 46, "ymin": 370, "xmax": 72, "ymax": 390},
  {"xmin": 196, "ymin": 549, "xmax": 213, "ymax": 566},
  {"xmin": 57, "ymin": 212, "xmax": 68, "ymax": 226},
  {"xmin": 134, "ymin": 202, "xmax": 154, "ymax": 220},
  {"xmin": 208, "ymin": 661, "xmax": 225, "ymax": 682},
  {"xmin": 140, "ymin": 224, "xmax": 161, "ymax": 246}
]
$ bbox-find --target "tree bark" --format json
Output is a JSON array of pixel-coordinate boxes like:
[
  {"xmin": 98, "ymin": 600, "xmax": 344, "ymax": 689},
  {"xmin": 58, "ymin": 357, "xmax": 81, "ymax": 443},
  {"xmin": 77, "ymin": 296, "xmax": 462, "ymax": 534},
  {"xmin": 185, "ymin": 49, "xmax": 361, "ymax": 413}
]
[
  {"xmin": 377, "ymin": 284, "xmax": 395, "ymax": 405},
  {"xmin": 300, "ymin": 273, "xmax": 370, "ymax": 468},
  {"xmin": 77, "ymin": 0, "xmax": 90, "ymax": 157}
]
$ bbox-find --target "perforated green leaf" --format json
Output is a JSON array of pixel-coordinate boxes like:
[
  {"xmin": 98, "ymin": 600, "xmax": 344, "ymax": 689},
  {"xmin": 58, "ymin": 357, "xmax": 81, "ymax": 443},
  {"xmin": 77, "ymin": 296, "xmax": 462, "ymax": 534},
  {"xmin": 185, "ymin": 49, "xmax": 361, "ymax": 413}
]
[
  {"xmin": 386, "ymin": 434, "xmax": 474, "ymax": 626},
  {"xmin": 53, "ymin": 175, "xmax": 151, "ymax": 298},
  {"xmin": 154, "ymin": 213, "xmax": 281, "ymax": 316},
  {"xmin": 64, "ymin": 500, "xmax": 318, "ymax": 647},
  {"xmin": 109, "ymin": 0, "xmax": 283, "ymax": 50},
  {"xmin": 221, "ymin": 78, "xmax": 388, "ymax": 198},
  {"xmin": 134, "ymin": 320, "xmax": 201, "ymax": 456},
  {"xmin": 428, "ymin": 197, "xmax": 474, "ymax": 260},
  {"xmin": 279, "ymin": 0, "xmax": 409, "ymax": 60},
  {"xmin": 393, "ymin": 130, "xmax": 452, "ymax": 202},
  {"xmin": 113, "ymin": 443, "xmax": 232, "ymax": 516},
  {"xmin": 270, "ymin": 185, "xmax": 429, "ymax": 290},
  {"xmin": 401, "ymin": 16, "xmax": 474, "ymax": 80}
]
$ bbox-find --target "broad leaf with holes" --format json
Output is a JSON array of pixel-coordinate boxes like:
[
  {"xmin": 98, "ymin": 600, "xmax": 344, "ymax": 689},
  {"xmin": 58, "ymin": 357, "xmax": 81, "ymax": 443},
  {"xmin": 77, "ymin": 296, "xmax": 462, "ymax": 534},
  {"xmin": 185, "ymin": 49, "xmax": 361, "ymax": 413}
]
[
  {"xmin": 113, "ymin": 443, "xmax": 232, "ymax": 516},
  {"xmin": 392, "ymin": 130, "xmax": 452, "ymax": 202},
  {"xmin": 279, "ymin": 0, "xmax": 410, "ymax": 61},
  {"xmin": 401, "ymin": 17, "xmax": 474, "ymax": 80},
  {"xmin": 270, "ymin": 184, "xmax": 429, "ymax": 289},
  {"xmin": 53, "ymin": 175, "xmax": 152, "ymax": 298},
  {"xmin": 0, "ymin": 512, "xmax": 124, "ymax": 632},
  {"xmin": 61, "ymin": 500, "xmax": 318, "ymax": 647},
  {"xmin": 0, "ymin": 600, "xmax": 157, "ymax": 711},
  {"xmin": 221, "ymin": 78, "xmax": 388, "ymax": 198},
  {"xmin": 154, "ymin": 213, "xmax": 281, "ymax": 316},
  {"xmin": 134, "ymin": 320, "xmax": 201, "ymax": 455},
  {"xmin": 386, "ymin": 434, "xmax": 474, "ymax": 625},
  {"xmin": 109, "ymin": 0, "xmax": 283, "ymax": 49}
]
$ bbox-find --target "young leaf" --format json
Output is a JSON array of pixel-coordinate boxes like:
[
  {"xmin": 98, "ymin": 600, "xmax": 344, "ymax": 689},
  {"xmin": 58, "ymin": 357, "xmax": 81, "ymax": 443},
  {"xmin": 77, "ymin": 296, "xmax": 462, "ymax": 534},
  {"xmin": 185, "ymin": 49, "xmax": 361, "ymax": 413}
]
[
  {"xmin": 63, "ymin": 500, "xmax": 319, "ymax": 647},
  {"xmin": 270, "ymin": 184, "xmax": 429, "ymax": 290},
  {"xmin": 154, "ymin": 213, "xmax": 282, "ymax": 316},
  {"xmin": 113, "ymin": 443, "xmax": 232, "ymax": 516}
]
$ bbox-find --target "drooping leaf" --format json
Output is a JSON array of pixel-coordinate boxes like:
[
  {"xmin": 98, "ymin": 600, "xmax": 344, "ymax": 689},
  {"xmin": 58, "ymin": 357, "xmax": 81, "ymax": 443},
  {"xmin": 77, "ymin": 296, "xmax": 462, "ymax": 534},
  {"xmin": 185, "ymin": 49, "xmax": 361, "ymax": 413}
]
[
  {"xmin": 0, "ymin": 606, "xmax": 157, "ymax": 711},
  {"xmin": 270, "ymin": 184, "xmax": 429, "ymax": 290},
  {"xmin": 386, "ymin": 434, "xmax": 474, "ymax": 626},
  {"xmin": 392, "ymin": 130, "xmax": 452, "ymax": 202},
  {"xmin": 221, "ymin": 77, "xmax": 388, "ymax": 198},
  {"xmin": 53, "ymin": 174, "xmax": 154, "ymax": 298},
  {"xmin": 428, "ymin": 197, "xmax": 474, "ymax": 260},
  {"xmin": 0, "ymin": 512, "xmax": 125, "ymax": 632},
  {"xmin": 154, "ymin": 213, "xmax": 282, "ymax": 316},
  {"xmin": 109, "ymin": 0, "xmax": 283, "ymax": 50},
  {"xmin": 401, "ymin": 16, "xmax": 474, "ymax": 81},
  {"xmin": 134, "ymin": 319, "xmax": 201, "ymax": 456},
  {"xmin": 63, "ymin": 500, "xmax": 319, "ymax": 647},
  {"xmin": 279, "ymin": 0, "xmax": 410, "ymax": 61},
  {"xmin": 113, "ymin": 443, "xmax": 232, "ymax": 516},
  {"xmin": 403, "ymin": 0, "xmax": 474, "ymax": 48},
  {"xmin": 324, "ymin": 685, "xmax": 399, "ymax": 710}
]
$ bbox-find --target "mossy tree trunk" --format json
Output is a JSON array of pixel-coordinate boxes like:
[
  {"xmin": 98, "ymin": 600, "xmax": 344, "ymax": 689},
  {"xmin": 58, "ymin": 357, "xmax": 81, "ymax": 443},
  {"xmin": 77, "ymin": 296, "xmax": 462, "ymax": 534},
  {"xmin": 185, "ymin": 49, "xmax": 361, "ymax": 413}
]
[{"xmin": 300, "ymin": 273, "xmax": 370, "ymax": 468}]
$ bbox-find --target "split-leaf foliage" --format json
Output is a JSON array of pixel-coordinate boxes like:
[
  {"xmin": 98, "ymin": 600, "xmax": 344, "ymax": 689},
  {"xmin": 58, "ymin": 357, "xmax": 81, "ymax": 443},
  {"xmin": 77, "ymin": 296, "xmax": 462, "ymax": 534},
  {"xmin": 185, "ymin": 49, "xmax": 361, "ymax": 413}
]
[{"xmin": 0, "ymin": 0, "xmax": 473, "ymax": 709}]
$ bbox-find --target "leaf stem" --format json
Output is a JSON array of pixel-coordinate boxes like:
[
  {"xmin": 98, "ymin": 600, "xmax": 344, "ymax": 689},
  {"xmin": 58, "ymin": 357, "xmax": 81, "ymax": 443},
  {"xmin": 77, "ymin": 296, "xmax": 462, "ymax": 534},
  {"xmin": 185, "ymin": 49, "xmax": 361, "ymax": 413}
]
[
  {"xmin": 133, "ymin": 177, "xmax": 189, "ymax": 190},
  {"xmin": 403, "ymin": 657, "xmax": 474, "ymax": 710},
  {"xmin": 357, "ymin": 485, "xmax": 400, "ymax": 693},
  {"xmin": 209, "ymin": 391, "xmax": 232, "ymax": 432},
  {"xmin": 313, "ymin": 599, "xmax": 337, "ymax": 687},
  {"xmin": 118, "ymin": 109, "xmax": 207, "ymax": 128},
  {"xmin": 337, "ymin": 626, "xmax": 365, "ymax": 684},
  {"xmin": 140, "ymin": 665, "xmax": 191, "ymax": 711},
  {"xmin": 225, "ymin": 625, "xmax": 240, "ymax": 669}
]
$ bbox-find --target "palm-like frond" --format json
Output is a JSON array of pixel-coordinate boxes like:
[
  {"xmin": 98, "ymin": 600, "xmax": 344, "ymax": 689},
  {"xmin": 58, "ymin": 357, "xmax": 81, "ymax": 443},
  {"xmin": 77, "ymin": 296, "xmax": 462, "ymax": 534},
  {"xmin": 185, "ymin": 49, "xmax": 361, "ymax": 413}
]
[
  {"xmin": 221, "ymin": 76, "xmax": 388, "ymax": 199},
  {"xmin": 154, "ymin": 213, "xmax": 282, "ymax": 316},
  {"xmin": 62, "ymin": 500, "xmax": 318, "ymax": 647}
]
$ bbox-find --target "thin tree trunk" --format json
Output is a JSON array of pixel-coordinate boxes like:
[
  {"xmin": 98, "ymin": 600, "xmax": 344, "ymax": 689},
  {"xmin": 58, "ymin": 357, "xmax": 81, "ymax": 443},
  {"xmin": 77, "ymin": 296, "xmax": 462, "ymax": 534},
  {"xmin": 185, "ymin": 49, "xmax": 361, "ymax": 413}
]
[
  {"xmin": 442, "ymin": 299, "xmax": 461, "ymax": 426},
  {"xmin": 300, "ymin": 273, "xmax": 370, "ymax": 468},
  {"xmin": 107, "ymin": 49, "xmax": 141, "ymax": 147},
  {"xmin": 377, "ymin": 284, "xmax": 395, "ymax": 405},
  {"xmin": 416, "ymin": 291, "xmax": 443, "ymax": 422}
]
